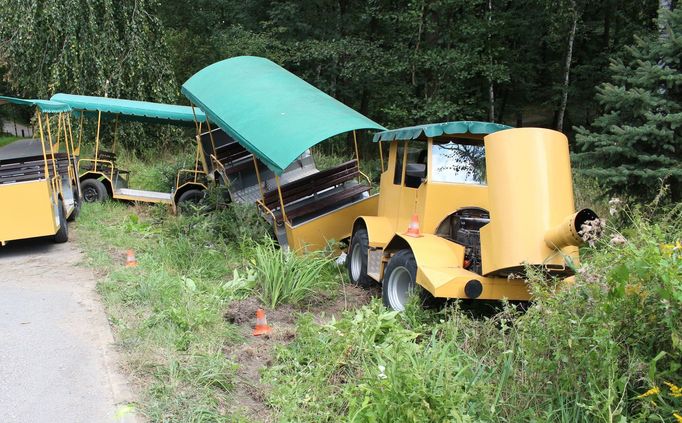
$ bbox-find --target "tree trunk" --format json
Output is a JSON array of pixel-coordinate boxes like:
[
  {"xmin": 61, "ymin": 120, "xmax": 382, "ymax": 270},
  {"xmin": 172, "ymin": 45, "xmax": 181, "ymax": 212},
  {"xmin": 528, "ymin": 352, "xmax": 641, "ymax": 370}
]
[
  {"xmin": 412, "ymin": 1, "xmax": 426, "ymax": 87},
  {"xmin": 487, "ymin": 0, "xmax": 495, "ymax": 122},
  {"xmin": 557, "ymin": 0, "xmax": 578, "ymax": 132}
]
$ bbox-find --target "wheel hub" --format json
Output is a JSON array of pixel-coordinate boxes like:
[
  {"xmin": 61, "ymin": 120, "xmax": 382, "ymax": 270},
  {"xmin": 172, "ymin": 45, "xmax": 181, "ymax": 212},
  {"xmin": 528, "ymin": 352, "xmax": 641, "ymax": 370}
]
[
  {"xmin": 350, "ymin": 245, "xmax": 362, "ymax": 281},
  {"xmin": 387, "ymin": 266, "xmax": 415, "ymax": 311}
]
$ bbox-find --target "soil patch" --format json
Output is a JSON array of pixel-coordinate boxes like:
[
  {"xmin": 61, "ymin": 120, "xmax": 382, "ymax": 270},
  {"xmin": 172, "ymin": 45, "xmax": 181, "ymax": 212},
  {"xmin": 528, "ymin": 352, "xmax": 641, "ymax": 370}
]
[{"xmin": 224, "ymin": 282, "xmax": 378, "ymax": 421}]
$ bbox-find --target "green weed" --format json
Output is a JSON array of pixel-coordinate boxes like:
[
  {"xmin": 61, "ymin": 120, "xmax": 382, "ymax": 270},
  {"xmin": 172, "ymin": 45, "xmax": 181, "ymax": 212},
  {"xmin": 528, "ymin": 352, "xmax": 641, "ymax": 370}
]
[{"xmin": 251, "ymin": 239, "xmax": 335, "ymax": 308}]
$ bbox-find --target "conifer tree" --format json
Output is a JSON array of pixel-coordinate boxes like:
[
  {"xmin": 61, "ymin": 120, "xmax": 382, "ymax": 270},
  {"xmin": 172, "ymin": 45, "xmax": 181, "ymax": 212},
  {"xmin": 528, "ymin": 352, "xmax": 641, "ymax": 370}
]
[{"xmin": 574, "ymin": 6, "xmax": 682, "ymax": 201}]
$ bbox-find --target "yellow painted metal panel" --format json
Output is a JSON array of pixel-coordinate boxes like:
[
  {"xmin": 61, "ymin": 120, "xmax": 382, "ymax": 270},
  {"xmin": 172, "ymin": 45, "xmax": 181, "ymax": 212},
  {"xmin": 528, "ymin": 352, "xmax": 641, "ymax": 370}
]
[
  {"xmin": 0, "ymin": 180, "xmax": 58, "ymax": 243},
  {"xmin": 416, "ymin": 182, "xmax": 489, "ymax": 234},
  {"xmin": 357, "ymin": 216, "xmax": 395, "ymax": 247},
  {"xmin": 480, "ymin": 128, "xmax": 577, "ymax": 275},
  {"xmin": 285, "ymin": 194, "xmax": 379, "ymax": 252}
]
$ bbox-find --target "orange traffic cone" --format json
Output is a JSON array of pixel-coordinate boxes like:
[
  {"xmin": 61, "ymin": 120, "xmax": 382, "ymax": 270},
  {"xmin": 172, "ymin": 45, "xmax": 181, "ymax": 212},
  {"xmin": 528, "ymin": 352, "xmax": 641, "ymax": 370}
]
[
  {"xmin": 252, "ymin": 308, "xmax": 272, "ymax": 336},
  {"xmin": 405, "ymin": 214, "xmax": 422, "ymax": 237},
  {"xmin": 125, "ymin": 249, "xmax": 138, "ymax": 267}
]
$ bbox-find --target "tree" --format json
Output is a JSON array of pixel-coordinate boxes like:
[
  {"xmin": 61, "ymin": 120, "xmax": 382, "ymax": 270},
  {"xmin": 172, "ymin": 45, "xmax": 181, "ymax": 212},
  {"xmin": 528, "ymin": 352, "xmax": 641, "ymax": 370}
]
[
  {"xmin": 0, "ymin": 0, "xmax": 176, "ymax": 102},
  {"xmin": 574, "ymin": 6, "xmax": 682, "ymax": 201}
]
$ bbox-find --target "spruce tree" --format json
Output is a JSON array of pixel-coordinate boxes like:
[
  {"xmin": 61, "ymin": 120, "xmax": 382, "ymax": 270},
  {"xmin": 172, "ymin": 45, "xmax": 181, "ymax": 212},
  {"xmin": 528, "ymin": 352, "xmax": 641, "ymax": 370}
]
[{"xmin": 574, "ymin": 7, "xmax": 682, "ymax": 201}]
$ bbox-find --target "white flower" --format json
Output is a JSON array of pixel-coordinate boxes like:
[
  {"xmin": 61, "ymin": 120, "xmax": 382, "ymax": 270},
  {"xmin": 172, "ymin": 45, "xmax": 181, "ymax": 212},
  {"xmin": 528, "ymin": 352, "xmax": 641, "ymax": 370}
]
[{"xmin": 377, "ymin": 365, "xmax": 387, "ymax": 380}]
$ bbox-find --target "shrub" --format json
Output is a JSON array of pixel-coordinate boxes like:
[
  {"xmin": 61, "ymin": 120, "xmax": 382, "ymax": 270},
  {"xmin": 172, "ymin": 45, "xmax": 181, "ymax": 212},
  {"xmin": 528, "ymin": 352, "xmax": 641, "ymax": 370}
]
[{"xmin": 251, "ymin": 239, "xmax": 334, "ymax": 308}]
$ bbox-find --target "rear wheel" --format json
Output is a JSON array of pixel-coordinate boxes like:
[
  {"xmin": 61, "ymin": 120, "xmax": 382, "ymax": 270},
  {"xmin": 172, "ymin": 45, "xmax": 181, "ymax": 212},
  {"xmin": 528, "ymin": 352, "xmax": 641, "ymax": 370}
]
[
  {"xmin": 177, "ymin": 189, "xmax": 205, "ymax": 212},
  {"xmin": 80, "ymin": 179, "xmax": 108, "ymax": 202},
  {"xmin": 347, "ymin": 228, "xmax": 373, "ymax": 288},
  {"xmin": 54, "ymin": 201, "xmax": 69, "ymax": 243}
]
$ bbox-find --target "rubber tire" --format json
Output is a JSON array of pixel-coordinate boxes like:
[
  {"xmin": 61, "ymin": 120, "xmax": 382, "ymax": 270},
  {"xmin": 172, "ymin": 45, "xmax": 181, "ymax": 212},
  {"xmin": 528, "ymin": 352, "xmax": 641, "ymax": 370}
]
[
  {"xmin": 67, "ymin": 187, "xmax": 81, "ymax": 222},
  {"xmin": 347, "ymin": 228, "xmax": 373, "ymax": 288},
  {"xmin": 54, "ymin": 201, "xmax": 69, "ymax": 243},
  {"xmin": 382, "ymin": 249, "xmax": 444, "ymax": 311},
  {"xmin": 177, "ymin": 189, "xmax": 205, "ymax": 212},
  {"xmin": 80, "ymin": 179, "xmax": 109, "ymax": 202}
]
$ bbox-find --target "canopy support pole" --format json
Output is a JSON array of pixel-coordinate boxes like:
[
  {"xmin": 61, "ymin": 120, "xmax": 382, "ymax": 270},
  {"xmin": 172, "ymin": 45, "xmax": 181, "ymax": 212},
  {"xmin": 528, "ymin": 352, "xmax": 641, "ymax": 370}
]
[
  {"xmin": 112, "ymin": 114, "xmax": 119, "ymax": 154},
  {"xmin": 353, "ymin": 130, "xmax": 360, "ymax": 163},
  {"xmin": 36, "ymin": 112, "xmax": 50, "ymax": 180},
  {"xmin": 253, "ymin": 156, "xmax": 265, "ymax": 202},
  {"xmin": 94, "ymin": 111, "xmax": 102, "ymax": 172},
  {"xmin": 378, "ymin": 142, "xmax": 384, "ymax": 172},
  {"xmin": 54, "ymin": 113, "xmax": 62, "ymax": 152},
  {"xmin": 275, "ymin": 175, "xmax": 288, "ymax": 223},
  {"xmin": 77, "ymin": 114, "xmax": 84, "ymax": 155},
  {"xmin": 44, "ymin": 114, "xmax": 58, "ymax": 177}
]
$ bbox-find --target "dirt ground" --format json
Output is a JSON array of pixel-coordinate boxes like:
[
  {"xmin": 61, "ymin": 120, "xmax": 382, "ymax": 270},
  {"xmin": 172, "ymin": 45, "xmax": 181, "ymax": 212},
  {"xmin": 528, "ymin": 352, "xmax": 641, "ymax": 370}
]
[
  {"xmin": 224, "ymin": 283, "xmax": 380, "ymax": 421},
  {"xmin": 0, "ymin": 236, "xmax": 137, "ymax": 423}
]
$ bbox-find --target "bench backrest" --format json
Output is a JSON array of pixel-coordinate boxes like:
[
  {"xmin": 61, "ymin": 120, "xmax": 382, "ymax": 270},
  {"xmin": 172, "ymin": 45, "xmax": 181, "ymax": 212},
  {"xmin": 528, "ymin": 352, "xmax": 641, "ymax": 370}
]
[{"xmin": 262, "ymin": 160, "xmax": 360, "ymax": 210}]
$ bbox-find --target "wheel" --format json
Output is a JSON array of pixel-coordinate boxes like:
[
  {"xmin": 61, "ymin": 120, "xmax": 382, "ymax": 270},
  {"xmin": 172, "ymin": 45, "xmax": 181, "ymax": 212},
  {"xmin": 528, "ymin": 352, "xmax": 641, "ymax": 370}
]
[
  {"xmin": 177, "ymin": 189, "xmax": 205, "ymax": 212},
  {"xmin": 382, "ymin": 250, "xmax": 418, "ymax": 311},
  {"xmin": 347, "ymin": 228, "xmax": 373, "ymax": 288},
  {"xmin": 382, "ymin": 250, "xmax": 445, "ymax": 311},
  {"xmin": 80, "ymin": 179, "xmax": 109, "ymax": 202},
  {"xmin": 54, "ymin": 201, "xmax": 69, "ymax": 243},
  {"xmin": 67, "ymin": 187, "xmax": 81, "ymax": 222}
]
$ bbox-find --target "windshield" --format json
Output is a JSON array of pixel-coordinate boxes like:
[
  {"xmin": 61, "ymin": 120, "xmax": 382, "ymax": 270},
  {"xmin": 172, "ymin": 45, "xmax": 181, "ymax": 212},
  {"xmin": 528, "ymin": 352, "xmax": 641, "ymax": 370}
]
[{"xmin": 431, "ymin": 141, "xmax": 486, "ymax": 185}]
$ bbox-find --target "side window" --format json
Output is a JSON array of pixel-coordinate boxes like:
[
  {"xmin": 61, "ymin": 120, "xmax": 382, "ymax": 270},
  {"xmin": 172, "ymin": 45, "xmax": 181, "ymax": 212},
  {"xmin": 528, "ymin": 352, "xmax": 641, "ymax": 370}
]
[
  {"xmin": 404, "ymin": 141, "xmax": 428, "ymax": 189},
  {"xmin": 393, "ymin": 142, "xmax": 405, "ymax": 185},
  {"xmin": 431, "ymin": 141, "xmax": 487, "ymax": 185}
]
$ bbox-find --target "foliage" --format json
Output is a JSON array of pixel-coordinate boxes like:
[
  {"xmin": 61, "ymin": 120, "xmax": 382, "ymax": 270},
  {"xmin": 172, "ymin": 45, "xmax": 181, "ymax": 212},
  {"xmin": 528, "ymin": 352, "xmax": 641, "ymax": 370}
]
[
  {"xmin": 575, "ymin": 7, "xmax": 682, "ymax": 202},
  {"xmin": 75, "ymin": 201, "xmax": 249, "ymax": 420},
  {"xmin": 251, "ymin": 239, "xmax": 335, "ymax": 309},
  {"xmin": 0, "ymin": 134, "xmax": 19, "ymax": 148},
  {"xmin": 266, "ymin": 208, "xmax": 682, "ymax": 422}
]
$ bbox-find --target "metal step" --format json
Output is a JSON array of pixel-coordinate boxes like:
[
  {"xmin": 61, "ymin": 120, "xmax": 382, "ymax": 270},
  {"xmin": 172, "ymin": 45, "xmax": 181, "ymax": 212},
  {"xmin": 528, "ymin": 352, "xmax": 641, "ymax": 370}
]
[{"xmin": 113, "ymin": 188, "xmax": 173, "ymax": 204}]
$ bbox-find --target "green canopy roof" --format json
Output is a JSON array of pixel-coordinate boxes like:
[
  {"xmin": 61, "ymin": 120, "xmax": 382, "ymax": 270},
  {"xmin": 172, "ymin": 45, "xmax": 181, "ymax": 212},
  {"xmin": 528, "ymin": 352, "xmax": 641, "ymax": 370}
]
[
  {"xmin": 0, "ymin": 95, "xmax": 71, "ymax": 113},
  {"xmin": 50, "ymin": 93, "xmax": 206, "ymax": 125},
  {"xmin": 182, "ymin": 56, "xmax": 386, "ymax": 174},
  {"xmin": 373, "ymin": 121, "xmax": 511, "ymax": 142}
]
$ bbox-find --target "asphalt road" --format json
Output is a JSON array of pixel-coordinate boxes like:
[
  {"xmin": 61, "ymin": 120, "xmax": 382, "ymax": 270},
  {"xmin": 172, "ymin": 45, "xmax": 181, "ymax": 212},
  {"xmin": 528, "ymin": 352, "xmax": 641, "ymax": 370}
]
[
  {"xmin": 0, "ymin": 138, "xmax": 43, "ymax": 161},
  {"xmin": 0, "ymin": 238, "xmax": 137, "ymax": 423}
]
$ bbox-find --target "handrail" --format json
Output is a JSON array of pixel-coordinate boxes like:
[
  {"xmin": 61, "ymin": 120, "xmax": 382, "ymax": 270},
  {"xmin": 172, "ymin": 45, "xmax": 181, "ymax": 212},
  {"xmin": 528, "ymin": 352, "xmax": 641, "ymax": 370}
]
[
  {"xmin": 175, "ymin": 168, "xmax": 206, "ymax": 190},
  {"xmin": 256, "ymin": 199, "xmax": 280, "ymax": 225}
]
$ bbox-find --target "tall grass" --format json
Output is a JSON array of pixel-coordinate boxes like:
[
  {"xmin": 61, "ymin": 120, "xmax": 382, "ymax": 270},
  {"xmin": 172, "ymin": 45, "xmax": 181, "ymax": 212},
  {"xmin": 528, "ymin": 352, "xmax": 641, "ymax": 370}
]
[
  {"xmin": 265, "ymin": 206, "xmax": 682, "ymax": 422},
  {"xmin": 252, "ymin": 239, "xmax": 334, "ymax": 308}
]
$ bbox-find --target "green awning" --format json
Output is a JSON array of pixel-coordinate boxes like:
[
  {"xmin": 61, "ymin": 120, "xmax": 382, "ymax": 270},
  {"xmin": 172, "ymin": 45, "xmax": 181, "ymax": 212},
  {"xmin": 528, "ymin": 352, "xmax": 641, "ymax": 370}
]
[
  {"xmin": 373, "ymin": 121, "xmax": 511, "ymax": 142},
  {"xmin": 0, "ymin": 95, "xmax": 71, "ymax": 113},
  {"xmin": 181, "ymin": 56, "xmax": 386, "ymax": 174},
  {"xmin": 50, "ymin": 93, "xmax": 206, "ymax": 125}
]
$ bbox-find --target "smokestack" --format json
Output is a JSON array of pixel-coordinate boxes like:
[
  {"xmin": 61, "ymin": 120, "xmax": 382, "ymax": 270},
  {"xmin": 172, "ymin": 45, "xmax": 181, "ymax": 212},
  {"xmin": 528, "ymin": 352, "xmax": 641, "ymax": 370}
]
[{"xmin": 544, "ymin": 208, "xmax": 599, "ymax": 250}]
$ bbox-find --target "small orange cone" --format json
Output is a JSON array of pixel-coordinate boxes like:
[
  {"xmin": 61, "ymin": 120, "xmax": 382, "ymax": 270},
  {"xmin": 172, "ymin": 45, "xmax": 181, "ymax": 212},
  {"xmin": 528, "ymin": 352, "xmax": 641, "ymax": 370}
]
[
  {"xmin": 405, "ymin": 214, "xmax": 422, "ymax": 237},
  {"xmin": 125, "ymin": 249, "xmax": 138, "ymax": 267},
  {"xmin": 252, "ymin": 308, "xmax": 272, "ymax": 336}
]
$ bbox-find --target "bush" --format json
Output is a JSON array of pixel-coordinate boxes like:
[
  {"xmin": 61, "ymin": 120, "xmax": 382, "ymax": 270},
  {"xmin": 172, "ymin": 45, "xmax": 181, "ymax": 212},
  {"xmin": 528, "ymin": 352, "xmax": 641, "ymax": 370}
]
[
  {"xmin": 251, "ymin": 239, "xmax": 334, "ymax": 308},
  {"xmin": 265, "ymin": 207, "xmax": 682, "ymax": 422}
]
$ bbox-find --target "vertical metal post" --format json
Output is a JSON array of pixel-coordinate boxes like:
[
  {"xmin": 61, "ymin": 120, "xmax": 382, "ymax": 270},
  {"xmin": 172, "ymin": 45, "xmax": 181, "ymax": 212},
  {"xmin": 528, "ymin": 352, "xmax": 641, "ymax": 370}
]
[
  {"xmin": 44, "ymin": 113, "xmax": 58, "ymax": 176},
  {"xmin": 94, "ymin": 111, "xmax": 102, "ymax": 172},
  {"xmin": 353, "ymin": 130, "xmax": 360, "ymax": 163},
  {"xmin": 36, "ymin": 112, "xmax": 50, "ymax": 180},
  {"xmin": 275, "ymin": 174, "xmax": 288, "ymax": 223},
  {"xmin": 112, "ymin": 114, "xmax": 119, "ymax": 153},
  {"xmin": 253, "ymin": 156, "xmax": 265, "ymax": 201},
  {"xmin": 378, "ymin": 141, "xmax": 384, "ymax": 171},
  {"xmin": 77, "ymin": 114, "xmax": 84, "ymax": 155}
]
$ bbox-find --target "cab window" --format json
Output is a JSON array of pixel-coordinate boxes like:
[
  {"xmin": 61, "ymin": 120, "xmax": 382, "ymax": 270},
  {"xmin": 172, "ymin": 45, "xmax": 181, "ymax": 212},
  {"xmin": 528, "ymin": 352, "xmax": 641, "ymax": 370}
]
[
  {"xmin": 404, "ymin": 141, "xmax": 427, "ymax": 188},
  {"xmin": 431, "ymin": 141, "xmax": 486, "ymax": 185}
]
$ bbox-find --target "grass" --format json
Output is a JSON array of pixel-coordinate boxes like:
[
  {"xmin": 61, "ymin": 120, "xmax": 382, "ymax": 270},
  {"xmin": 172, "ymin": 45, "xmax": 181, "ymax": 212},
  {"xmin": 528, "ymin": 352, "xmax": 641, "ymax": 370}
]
[
  {"xmin": 0, "ymin": 135, "xmax": 20, "ymax": 148},
  {"xmin": 75, "ymin": 201, "xmax": 245, "ymax": 420},
  {"xmin": 72, "ymin": 148, "xmax": 682, "ymax": 422}
]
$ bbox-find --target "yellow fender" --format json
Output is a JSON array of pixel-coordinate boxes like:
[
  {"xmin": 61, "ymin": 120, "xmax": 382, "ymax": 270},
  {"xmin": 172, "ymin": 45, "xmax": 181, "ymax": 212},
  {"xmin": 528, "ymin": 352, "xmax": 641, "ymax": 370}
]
[
  {"xmin": 384, "ymin": 233, "xmax": 530, "ymax": 301},
  {"xmin": 353, "ymin": 216, "xmax": 394, "ymax": 248}
]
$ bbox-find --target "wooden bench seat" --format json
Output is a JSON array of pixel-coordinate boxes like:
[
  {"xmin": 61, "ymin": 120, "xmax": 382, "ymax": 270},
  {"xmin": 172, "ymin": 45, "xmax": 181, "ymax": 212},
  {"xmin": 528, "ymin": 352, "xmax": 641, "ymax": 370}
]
[
  {"xmin": 261, "ymin": 160, "xmax": 369, "ymax": 224},
  {"xmin": 214, "ymin": 141, "xmax": 258, "ymax": 176}
]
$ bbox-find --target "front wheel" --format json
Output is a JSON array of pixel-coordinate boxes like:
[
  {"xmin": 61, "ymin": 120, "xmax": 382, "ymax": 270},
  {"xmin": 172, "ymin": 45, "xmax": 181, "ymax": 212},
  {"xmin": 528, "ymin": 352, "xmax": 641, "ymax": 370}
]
[
  {"xmin": 80, "ymin": 179, "xmax": 109, "ymax": 203},
  {"xmin": 54, "ymin": 201, "xmax": 69, "ymax": 243},
  {"xmin": 382, "ymin": 249, "xmax": 418, "ymax": 311},
  {"xmin": 347, "ymin": 228, "xmax": 373, "ymax": 288}
]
